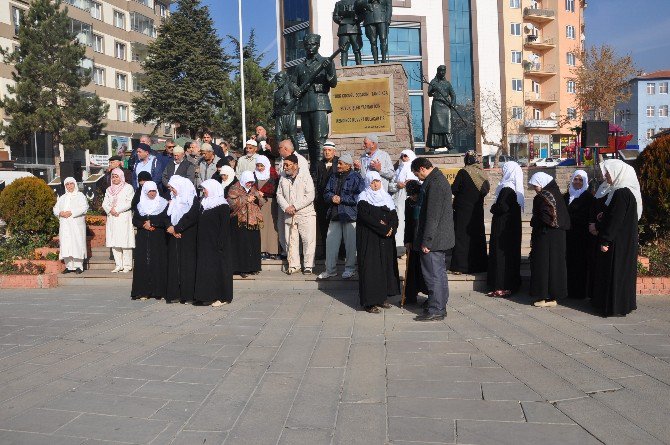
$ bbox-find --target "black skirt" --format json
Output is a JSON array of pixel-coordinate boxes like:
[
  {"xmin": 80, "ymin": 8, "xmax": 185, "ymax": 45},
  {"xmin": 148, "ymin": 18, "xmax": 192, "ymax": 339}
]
[{"xmin": 230, "ymin": 215, "xmax": 262, "ymax": 274}]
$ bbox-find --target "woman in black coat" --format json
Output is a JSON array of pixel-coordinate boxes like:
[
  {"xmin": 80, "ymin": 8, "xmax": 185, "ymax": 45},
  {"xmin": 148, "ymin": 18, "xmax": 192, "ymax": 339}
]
[
  {"xmin": 587, "ymin": 181, "xmax": 610, "ymax": 300},
  {"xmin": 356, "ymin": 172, "xmax": 400, "ymax": 313},
  {"xmin": 528, "ymin": 172, "xmax": 570, "ymax": 307},
  {"xmin": 165, "ymin": 175, "xmax": 200, "ymax": 304},
  {"xmin": 194, "ymin": 180, "xmax": 233, "ymax": 306},
  {"xmin": 564, "ymin": 170, "xmax": 594, "ymax": 299},
  {"xmin": 487, "ymin": 161, "xmax": 524, "ymax": 297},
  {"xmin": 592, "ymin": 160, "xmax": 642, "ymax": 317},
  {"xmin": 131, "ymin": 181, "xmax": 168, "ymax": 300},
  {"xmin": 402, "ymin": 180, "xmax": 427, "ymax": 305}
]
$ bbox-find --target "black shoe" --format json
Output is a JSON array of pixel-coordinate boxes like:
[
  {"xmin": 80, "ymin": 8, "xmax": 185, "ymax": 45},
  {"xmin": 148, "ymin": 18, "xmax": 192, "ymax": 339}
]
[
  {"xmin": 239, "ymin": 273, "xmax": 248, "ymax": 278},
  {"xmin": 278, "ymin": 254, "xmax": 287, "ymax": 261},
  {"xmin": 75, "ymin": 268, "xmax": 83, "ymax": 274},
  {"xmin": 421, "ymin": 300, "xmax": 430, "ymax": 309},
  {"xmin": 62, "ymin": 269, "xmax": 73, "ymax": 274},
  {"xmin": 415, "ymin": 313, "xmax": 446, "ymax": 322}
]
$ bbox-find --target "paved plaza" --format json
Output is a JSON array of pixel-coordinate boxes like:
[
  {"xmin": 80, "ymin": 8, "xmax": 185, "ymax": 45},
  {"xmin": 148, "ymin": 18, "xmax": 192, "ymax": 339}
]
[{"xmin": 0, "ymin": 285, "xmax": 669, "ymax": 444}]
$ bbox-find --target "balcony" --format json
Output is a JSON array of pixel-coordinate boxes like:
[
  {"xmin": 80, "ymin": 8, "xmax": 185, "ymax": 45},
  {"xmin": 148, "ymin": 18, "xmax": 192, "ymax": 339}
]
[
  {"xmin": 523, "ymin": 7, "xmax": 555, "ymax": 23},
  {"xmin": 524, "ymin": 119, "xmax": 558, "ymax": 130},
  {"xmin": 525, "ymin": 92, "xmax": 558, "ymax": 106},
  {"xmin": 523, "ymin": 62, "xmax": 557, "ymax": 78},
  {"xmin": 524, "ymin": 36, "xmax": 556, "ymax": 51},
  {"xmin": 130, "ymin": 12, "xmax": 156, "ymax": 38}
]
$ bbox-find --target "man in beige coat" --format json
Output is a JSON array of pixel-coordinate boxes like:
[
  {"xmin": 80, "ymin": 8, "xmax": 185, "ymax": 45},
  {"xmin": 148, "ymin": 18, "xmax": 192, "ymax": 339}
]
[{"xmin": 277, "ymin": 153, "xmax": 317, "ymax": 274}]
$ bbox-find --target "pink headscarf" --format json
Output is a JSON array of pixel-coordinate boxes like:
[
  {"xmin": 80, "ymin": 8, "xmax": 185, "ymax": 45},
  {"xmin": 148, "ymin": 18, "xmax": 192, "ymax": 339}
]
[{"xmin": 108, "ymin": 168, "xmax": 126, "ymax": 206}]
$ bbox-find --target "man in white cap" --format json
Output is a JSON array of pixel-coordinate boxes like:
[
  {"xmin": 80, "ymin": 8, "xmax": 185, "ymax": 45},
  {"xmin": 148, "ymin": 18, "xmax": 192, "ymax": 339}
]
[
  {"xmin": 198, "ymin": 143, "xmax": 221, "ymax": 189},
  {"xmin": 236, "ymin": 139, "xmax": 259, "ymax": 178},
  {"xmin": 315, "ymin": 140, "xmax": 339, "ymax": 255},
  {"xmin": 354, "ymin": 134, "xmax": 394, "ymax": 191}
]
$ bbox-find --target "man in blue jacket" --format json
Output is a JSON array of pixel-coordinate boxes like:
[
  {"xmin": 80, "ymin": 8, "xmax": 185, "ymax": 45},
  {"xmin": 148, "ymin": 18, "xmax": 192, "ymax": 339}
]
[
  {"xmin": 318, "ymin": 152, "xmax": 365, "ymax": 280},
  {"xmin": 131, "ymin": 143, "xmax": 166, "ymax": 191}
]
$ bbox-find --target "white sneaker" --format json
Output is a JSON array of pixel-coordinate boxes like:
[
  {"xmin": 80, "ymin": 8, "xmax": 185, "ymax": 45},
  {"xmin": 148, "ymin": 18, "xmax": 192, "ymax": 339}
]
[
  {"xmin": 342, "ymin": 271, "xmax": 357, "ymax": 279},
  {"xmin": 317, "ymin": 271, "xmax": 338, "ymax": 280},
  {"xmin": 111, "ymin": 266, "xmax": 122, "ymax": 273}
]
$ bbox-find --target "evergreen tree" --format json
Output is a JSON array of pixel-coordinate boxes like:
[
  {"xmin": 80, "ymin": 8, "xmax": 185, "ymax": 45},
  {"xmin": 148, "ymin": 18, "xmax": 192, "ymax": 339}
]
[
  {"xmin": 214, "ymin": 30, "xmax": 276, "ymax": 146},
  {"xmin": 61, "ymin": 94, "xmax": 109, "ymax": 154},
  {"xmin": 0, "ymin": 0, "xmax": 106, "ymax": 165},
  {"xmin": 133, "ymin": 0, "xmax": 231, "ymax": 138}
]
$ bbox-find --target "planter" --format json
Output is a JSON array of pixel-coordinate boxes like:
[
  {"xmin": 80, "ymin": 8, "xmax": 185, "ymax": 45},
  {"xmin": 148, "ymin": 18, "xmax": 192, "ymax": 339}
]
[
  {"xmin": 34, "ymin": 247, "xmax": 59, "ymax": 259},
  {"xmin": 638, "ymin": 255, "xmax": 650, "ymax": 271},
  {"xmin": 637, "ymin": 276, "xmax": 670, "ymax": 295},
  {"xmin": 13, "ymin": 259, "xmax": 65, "ymax": 274},
  {"xmin": 0, "ymin": 273, "xmax": 58, "ymax": 289},
  {"xmin": 87, "ymin": 225, "xmax": 106, "ymax": 247}
]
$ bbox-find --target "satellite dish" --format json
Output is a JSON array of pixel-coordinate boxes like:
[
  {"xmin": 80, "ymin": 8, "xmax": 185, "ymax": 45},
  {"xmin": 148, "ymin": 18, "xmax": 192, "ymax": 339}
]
[
  {"xmin": 549, "ymin": 112, "xmax": 557, "ymax": 120},
  {"xmin": 525, "ymin": 23, "xmax": 534, "ymax": 31}
]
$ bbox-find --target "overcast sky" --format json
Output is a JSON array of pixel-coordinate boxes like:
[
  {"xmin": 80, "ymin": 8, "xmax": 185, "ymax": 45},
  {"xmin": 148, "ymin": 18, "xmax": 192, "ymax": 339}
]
[{"xmin": 204, "ymin": 0, "xmax": 670, "ymax": 73}]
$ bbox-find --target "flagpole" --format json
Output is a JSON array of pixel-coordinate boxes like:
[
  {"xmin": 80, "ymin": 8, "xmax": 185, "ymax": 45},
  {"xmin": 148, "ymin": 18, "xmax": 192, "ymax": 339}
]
[{"xmin": 238, "ymin": 0, "xmax": 246, "ymax": 143}]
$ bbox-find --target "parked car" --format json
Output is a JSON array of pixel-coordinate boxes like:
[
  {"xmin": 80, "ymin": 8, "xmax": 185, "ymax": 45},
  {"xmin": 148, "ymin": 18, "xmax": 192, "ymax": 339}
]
[
  {"xmin": 516, "ymin": 157, "xmax": 529, "ymax": 167},
  {"xmin": 483, "ymin": 155, "xmax": 517, "ymax": 169},
  {"xmin": 533, "ymin": 157, "xmax": 562, "ymax": 167}
]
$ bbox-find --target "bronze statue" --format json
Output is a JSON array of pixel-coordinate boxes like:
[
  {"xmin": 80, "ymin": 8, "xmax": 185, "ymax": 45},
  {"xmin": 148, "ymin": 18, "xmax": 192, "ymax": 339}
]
[
  {"xmin": 273, "ymin": 72, "xmax": 298, "ymax": 152},
  {"xmin": 291, "ymin": 33, "xmax": 338, "ymax": 171},
  {"xmin": 333, "ymin": 0, "xmax": 364, "ymax": 66},
  {"xmin": 363, "ymin": 0, "xmax": 392, "ymax": 64},
  {"xmin": 426, "ymin": 65, "xmax": 457, "ymax": 152}
]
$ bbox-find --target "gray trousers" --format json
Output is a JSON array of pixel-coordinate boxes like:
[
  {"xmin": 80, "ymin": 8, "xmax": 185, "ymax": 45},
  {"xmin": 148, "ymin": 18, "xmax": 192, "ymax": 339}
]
[{"xmin": 420, "ymin": 250, "xmax": 451, "ymax": 316}]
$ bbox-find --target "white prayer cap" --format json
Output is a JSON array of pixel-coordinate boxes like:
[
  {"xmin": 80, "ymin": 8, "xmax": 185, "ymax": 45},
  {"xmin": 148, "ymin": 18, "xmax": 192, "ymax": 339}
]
[{"xmin": 245, "ymin": 139, "xmax": 258, "ymax": 147}]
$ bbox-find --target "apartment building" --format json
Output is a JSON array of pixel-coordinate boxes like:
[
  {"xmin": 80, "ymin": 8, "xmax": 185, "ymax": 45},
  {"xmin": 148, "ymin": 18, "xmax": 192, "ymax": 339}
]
[{"xmin": 0, "ymin": 0, "xmax": 172, "ymax": 164}]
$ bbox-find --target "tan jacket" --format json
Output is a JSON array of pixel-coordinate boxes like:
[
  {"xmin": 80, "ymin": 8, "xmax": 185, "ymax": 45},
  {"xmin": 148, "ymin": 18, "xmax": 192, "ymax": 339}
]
[{"xmin": 277, "ymin": 169, "xmax": 316, "ymax": 217}]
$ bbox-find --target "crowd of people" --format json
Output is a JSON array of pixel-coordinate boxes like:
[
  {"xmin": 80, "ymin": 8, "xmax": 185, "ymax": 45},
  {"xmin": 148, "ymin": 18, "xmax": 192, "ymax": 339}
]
[{"xmin": 53, "ymin": 129, "xmax": 642, "ymax": 318}]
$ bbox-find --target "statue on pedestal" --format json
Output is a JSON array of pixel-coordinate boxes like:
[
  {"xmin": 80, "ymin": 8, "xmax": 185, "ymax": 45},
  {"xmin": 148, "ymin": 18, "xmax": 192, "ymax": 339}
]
[
  {"xmin": 426, "ymin": 65, "xmax": 457, "ymax": 152},
  {"xmin": 272, "ymin": 71, "xmax": 298, "ymax": 152},
  {"xmin": 363, "ymin": 0, "xmax": 392, "ymax": 64},
  {"xmin": 333, "ymin": 0, "xmax": 364, "ymax": 66}
]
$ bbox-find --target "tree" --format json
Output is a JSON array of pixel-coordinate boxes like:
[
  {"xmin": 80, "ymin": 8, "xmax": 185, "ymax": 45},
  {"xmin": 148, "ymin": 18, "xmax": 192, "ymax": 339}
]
[
  {"xmin": 213, "ymin": 30, "xmax": 276, "ymax": 147},
  {"xmin": 0, "ymin": 0, "xmax": 107, "ymax": 167},
  {"xmin": 61, "ymin": 94, "xmax": 109, "ymax": 154},
  {"xmin": 572, "ymin": 45, "xmax": 639, "ymax": 120},
  {"xmin": 132, "ymin": 0, "xmax": 231, "ymax": 138}
]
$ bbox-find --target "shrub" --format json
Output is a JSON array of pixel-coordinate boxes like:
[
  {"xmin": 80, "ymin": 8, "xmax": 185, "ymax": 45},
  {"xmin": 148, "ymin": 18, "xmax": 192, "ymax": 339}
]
[
  {"xmin": 0, "ymin": 177, "xmax": 58, "ymax": 236},
  {"xmin": 638, "ymin": 134, "xmax": 670, "ymax": 239}
]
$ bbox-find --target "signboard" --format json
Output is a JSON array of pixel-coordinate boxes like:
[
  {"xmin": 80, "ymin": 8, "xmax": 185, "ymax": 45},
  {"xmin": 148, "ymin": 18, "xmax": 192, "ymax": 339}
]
[
  {"xmin": 89, "ymin": 154, "xmax": 109, "ymax": 168},
  {"xmin": 110, "ymin": 135, "xmax": 129, "ymax": 156},
  {"xmin": 330, "ymin": 75, "xmax": 394, "ymax": 137},
  {"xmin": 439, "ymin": 167, "xmax": 461, "ymax": 185}
]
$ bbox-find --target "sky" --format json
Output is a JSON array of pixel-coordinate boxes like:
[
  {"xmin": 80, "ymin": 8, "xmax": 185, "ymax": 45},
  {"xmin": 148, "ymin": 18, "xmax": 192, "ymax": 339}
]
[{"xmin": 205, "ymin": 0, "xmax": 670, "ymax": 73}]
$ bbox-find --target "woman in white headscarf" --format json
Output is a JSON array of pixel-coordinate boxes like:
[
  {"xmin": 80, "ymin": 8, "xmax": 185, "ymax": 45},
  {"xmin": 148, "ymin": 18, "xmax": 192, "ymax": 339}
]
[
  {"xmin": 254, "ymin": 155, "xmax": 281, "ymax": 259},
  {"xmin": 562, "ymin": 170, "xmax": 594, "ymax": 299},
  {"xmin": 487, "ymin": 161, "xmax": 524, "ymax": 297},
  {"xmin": 131, "ymin": 181, "xmax": 168, "ymax": 301},
  {"xmin": 227, "ymin": 170, "xmax": 264, "ymax": 277},
  {"xmin": 165, "ymin": 175, "xmax": 200, "ymax": 304},
  {"xmin": 102, "ymin": 168, "xmax": 135, "ymax": 273},
  {"xmin": 392, "ymin": 149, "xmax": 418, "ymax": 256},
  {"xmin": 591, "ymin": 159, "xmax": 641, "ymax": 317},
  {"xmin": 194, "ymin": 179, "xmax": 233, "ymax": 307},
  {"xmin": 53, "ymin": 177, "xmax": 89, "ymax": 274},
  {"xmin": 219, "ymin": 165, "xmax": 238, "ymax": 198},
  {"xmin": 356, "ymin": 171, "xmax": 400, "ymax": 313}
]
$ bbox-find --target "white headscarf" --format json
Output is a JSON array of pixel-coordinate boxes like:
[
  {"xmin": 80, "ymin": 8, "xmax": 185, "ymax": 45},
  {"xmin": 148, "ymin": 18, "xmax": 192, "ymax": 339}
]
[
  {"xmin": 137, "ymin": 181, "xmax": 168, "ymax": 216},
  {"xmin": 220, "ymin": 165, "xmax": 235, "ymax": 188},
  {"xmin": 239, "ymin": 170, "xmax": 256, "ymax": 192},
  {"xmin": 568, "ymin": 170, "xmax": 589, "ymax": 204},
  {"xmin": 357, "ymin": 171, "xmax": 396, "ymax": 210},
  {"xmin": 601, "ymin": 159, "xmax": 643, "ymax": 220},
  {"xmin": 254, "ymin": 155, "xmax": 271, "ymax": 181},
  {"xmin": 200, "ymin": 179, "xmax": 227, "ymax": 211},
  {"xmin": 495, "ymin": 161, "xmax": 525, "ymax": 211},
  {"xmin": 167, "ymin": 175, "xmax": 196, "ymax": 225},
  {"xmin": 61, "ymin": 177, "xmax": 81, "ymax": 211},
  {"xmin": 528, "ymin": 172, "xmax": 554, "ymax": 189},
  {"xmin": 394, "ymin": 149, "xmax": 418, "ymax": 183}
]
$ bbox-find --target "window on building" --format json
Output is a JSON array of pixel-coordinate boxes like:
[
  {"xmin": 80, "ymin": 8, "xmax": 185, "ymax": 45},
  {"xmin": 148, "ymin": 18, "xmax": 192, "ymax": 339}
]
[
  {"xmin": 647, "ymin": 82, "xmax": 656, "ymax": 95},
  {"xmin": 115, "ymin": 41, "xmax": 126, "ymax": 60},
  {"xmin": 115, "ymin": 73, "xmax": 127, "ymax": 91},
  {"xmin": 509, "ymin": 0, "xmax": 520, "ymax": 8},
  {"xmin": 566, "ymin": 25, "xmax": 575, "ymax": 39},
  {"xmin": 130, "ymin": 12, "xmax": 156, "ymax": 37},
  {"xmin": 660, "ymin": 82, "xmax": 669, "ymax": 94},
  {"xmin": 284, "ymin": 0, "xmax": 310, "ymax": 28},
  {"xmin": 510, "ymin": 23, "xmax": 521, "ymax": 36},
  {"xmin": 566, "ymin": 0, "xmax": 575, "ymax": 12},
  {"xmin": 117, "ymin": 104, "xmax": 128, "ymax": 122},
  {"xmin": 134, "ymin": 0, "xmax": 154, "ymax": 8},
  {"xmin": 90, "ymin": 1, "xmax": 102, "ymax": 20},
  {"xmin": 512, "ymin": 106, "xmax": 523, "ymax": 120},
  {"xmin": 11, "ymin": 7, "xmax": 25, "ymax": 35},
  {"xmin": 113, "ymin": 10, "xmax": 125, "ymax": 29},
  {"xmin": 660, "ymin": 105, "xmax": 669, "ymax": 117},
  {"xmin": 567, "ymin": 107, "xmax": 577, "ymax": 119},
  {"xmin": 409, "ymin": 95, "xmax": 425, "ymax": 143},
  {"xmin": 93, "ymin": 67, "xmax": 105, "ymax": 86},
  {"xmin": 132, "ymin": 74, "xmax": 146, "ymax": 92},
  {"xmin": 532, "ymin": 80, "xmax": 540, "ymax": 95},
  {"xmin": 647, "ymin": 128, "xmax": 655, "ymax": 139},
  {"xmin": 511, "ymin": 50, "xmax": 522, "ymax": 64},
  {"xmin": 567, "ymin": 52, "xmax": 576, "ymax": 66},
  {"xmin": 70, "ymin": 19, "xmax": 93, "ymax": 47},
  {"xmin": 534, "ymin": 108, "xmax": 542, "ymax": 120},
  {"xmin": 156, "ymin": 2, "xmax": 167, "ymax": 18},
  {"xmin": 93, "ymin": 34, "xmax": 103, "ymax": 53},
  {"xmin": 567, "ymin": 80, "xmax": 576, "ymax": 93},
  {"xmin": 512, "ymin": 79, "xmax": 522, "ymax": 91},
  {"xmin": 647, "ymin": 106, "xmax": 656, "ymax": 117}
]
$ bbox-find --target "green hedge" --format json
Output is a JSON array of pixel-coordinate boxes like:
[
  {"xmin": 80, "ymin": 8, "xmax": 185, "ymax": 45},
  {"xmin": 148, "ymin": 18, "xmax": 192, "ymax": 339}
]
[{"xmin": 0, "ymin": 177, "xmax": 58, "ymax": 236}]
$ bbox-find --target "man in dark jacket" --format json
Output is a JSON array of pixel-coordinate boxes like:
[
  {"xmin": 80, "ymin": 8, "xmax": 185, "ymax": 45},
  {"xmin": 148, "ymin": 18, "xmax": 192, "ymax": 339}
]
[
  {"xmin": 131, "ymin": 143, "xmax": 166, "ymax": 190},
  {"xmin": 102, "ymin": 155, "xmax": 132, "ymax": 190},
  {"xmin": 161, "ymin": 145, "xmax": 196, "ymax": 197},
  {"xmin": 315, "ymin": 140, "xmax": 339, "ymax": 256},
  {"xmin": 318, "ymin": 152, "xmax": 364, "ymax": 280},
  {"xmin": 411, "ymin": 157, "xmax": 455, "ymax": 321}
]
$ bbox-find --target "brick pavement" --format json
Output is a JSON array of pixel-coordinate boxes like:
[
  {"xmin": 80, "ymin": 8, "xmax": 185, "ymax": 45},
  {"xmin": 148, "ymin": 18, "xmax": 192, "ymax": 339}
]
[{"xmin": 0, "ymin": 285, "xmax": 669, "ymax": 444}]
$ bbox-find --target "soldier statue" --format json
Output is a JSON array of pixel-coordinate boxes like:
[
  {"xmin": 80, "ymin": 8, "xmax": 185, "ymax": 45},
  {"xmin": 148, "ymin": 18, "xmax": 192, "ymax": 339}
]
[
  {"xmin": 333, "ymin": 0, "xmax": 364, "ymax": 66},
  {"xmin": 292, "ymin": 33, "xmax": 338, "ymax": 171},
  {"xmin": 426, "ymin": 65, "xmax": 457, "ymax": 152},
  {"xmin": 272, "ymin": 71, "xmax": 298, "ymax": 152},
  {"xmin": 363, "ymin": 0, "xmax": 392, "ymax": 64}
]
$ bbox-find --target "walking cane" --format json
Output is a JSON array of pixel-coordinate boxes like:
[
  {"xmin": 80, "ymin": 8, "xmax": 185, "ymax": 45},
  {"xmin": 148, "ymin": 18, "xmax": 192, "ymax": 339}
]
[
  {"xmin": 400, "ymin": 250, "xmax": 410, "ymax": 307},
  {"xmin": 285, "ymin": 214, "xmax": 295, "ymax": 272}
]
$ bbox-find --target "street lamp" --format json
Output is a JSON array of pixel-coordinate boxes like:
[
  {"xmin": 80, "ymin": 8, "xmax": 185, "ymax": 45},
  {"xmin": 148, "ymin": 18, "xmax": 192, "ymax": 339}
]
[{"xmin": 238, "ymin": 0, "xmax": 246, "ymax": 143}]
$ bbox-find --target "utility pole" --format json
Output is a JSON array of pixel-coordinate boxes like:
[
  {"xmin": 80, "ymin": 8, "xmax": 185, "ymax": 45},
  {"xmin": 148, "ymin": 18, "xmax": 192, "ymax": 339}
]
[{"xmin": 238, "ymin": 0, "xmax": 246, "ymax": 143}]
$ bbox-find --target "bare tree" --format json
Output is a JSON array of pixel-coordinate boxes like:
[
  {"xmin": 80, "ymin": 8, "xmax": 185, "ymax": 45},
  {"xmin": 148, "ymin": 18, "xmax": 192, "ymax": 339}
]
[{"xmin": 572, "ymin": 45, "xmax": 640, "ymax": 120}]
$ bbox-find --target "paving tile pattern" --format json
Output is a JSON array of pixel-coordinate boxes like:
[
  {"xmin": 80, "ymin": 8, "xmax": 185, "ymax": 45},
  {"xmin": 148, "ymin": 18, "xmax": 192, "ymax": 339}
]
[{"xmin": 0, "ymin": 286, "xmax": 669, "ymax": 444}]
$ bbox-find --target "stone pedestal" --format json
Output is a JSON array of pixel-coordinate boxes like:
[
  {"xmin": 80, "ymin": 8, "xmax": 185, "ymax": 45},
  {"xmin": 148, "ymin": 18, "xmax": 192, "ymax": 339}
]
[{"xmin": 328, "ymin": 63, "xmax": 412, "ymax": 160}]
